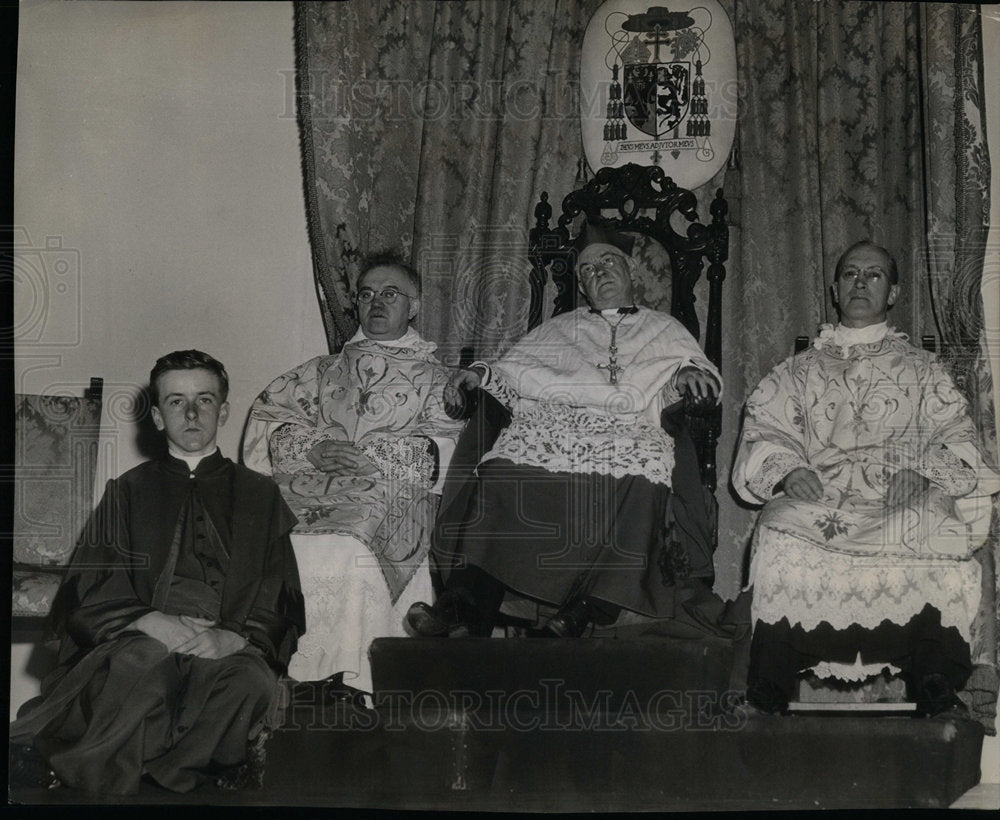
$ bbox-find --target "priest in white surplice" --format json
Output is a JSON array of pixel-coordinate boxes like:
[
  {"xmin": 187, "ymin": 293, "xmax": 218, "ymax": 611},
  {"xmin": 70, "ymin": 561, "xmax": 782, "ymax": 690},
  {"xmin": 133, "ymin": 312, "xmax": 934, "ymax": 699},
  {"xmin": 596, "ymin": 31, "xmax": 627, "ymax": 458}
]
[
  {"xmin": 732, "ymin": 241, "xmax": 998, "ymax": 716},
  {"xmin": 407, "ymin": 221, "xmax": 722, "ymax": 639}
]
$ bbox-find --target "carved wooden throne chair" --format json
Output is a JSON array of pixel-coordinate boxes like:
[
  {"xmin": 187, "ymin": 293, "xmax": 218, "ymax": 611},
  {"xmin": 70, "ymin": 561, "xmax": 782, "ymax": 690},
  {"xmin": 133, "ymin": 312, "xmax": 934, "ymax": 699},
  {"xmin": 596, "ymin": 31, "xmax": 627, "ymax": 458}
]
[{"xmin": 433, "ymin": 163, "xmax": 730, "ymax": 632}]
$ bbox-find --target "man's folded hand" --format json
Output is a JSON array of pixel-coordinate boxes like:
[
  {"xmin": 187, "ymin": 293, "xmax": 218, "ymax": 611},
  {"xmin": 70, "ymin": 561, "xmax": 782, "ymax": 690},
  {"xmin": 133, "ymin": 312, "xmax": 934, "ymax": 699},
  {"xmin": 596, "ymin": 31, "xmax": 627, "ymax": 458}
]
[
  {"xmin": 173, "ymin": 621, "xmax": 248, "ymax": 660},
  {"xmin": 780, "ymin": 467, "xmax": 823, "ymax": 501},
  {"xmin": 132, "ymin": 611, "xmax": 214, "ymax": 652},
  {"xmin": 306, "ymin": 439, "xmax": 379, "ymax": 476}
]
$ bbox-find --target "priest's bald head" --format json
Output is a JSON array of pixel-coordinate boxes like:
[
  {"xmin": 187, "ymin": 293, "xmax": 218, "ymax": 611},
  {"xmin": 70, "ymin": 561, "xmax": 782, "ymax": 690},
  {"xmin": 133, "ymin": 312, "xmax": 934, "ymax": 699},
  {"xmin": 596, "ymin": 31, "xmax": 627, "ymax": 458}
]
[
  {"xmin": 573, "ymin": 220, "xmax": 638, "ymax": 311},
  {"xmin": 831, "ymin": 241, "xmax": 900, "ymax": 329}
]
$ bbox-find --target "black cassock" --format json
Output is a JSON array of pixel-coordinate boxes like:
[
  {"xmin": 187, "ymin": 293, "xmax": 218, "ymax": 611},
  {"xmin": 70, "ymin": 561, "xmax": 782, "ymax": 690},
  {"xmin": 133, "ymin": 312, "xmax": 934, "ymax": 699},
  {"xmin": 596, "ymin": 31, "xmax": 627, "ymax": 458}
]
[
  {"xmin": 432, "ymin": 392, "xmax": 721, "ymax": 627},
  {"xmin": 10, "ymin": 451, "xmax": 304, "ymax": 794}
]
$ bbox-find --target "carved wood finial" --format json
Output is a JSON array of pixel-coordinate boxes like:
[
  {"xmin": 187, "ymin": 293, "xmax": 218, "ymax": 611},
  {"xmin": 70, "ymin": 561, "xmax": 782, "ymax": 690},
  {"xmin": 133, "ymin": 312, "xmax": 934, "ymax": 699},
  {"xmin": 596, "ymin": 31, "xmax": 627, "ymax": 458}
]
[
  {"xmin": 534, "ymin": 192, "xmax": 552, "ymax": 230},
  {"xmin": 711, "ymin": 189, "xmax": 728, "ymax": 222}
]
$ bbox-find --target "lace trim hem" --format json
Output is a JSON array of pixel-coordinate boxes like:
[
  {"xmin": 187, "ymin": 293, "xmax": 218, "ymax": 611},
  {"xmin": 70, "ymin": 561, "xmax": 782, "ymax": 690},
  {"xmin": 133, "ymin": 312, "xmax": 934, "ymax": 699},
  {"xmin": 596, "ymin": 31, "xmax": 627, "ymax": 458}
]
[
  {"xmin": 269, "ymin": 424, "xmax": 330, "ymax": 474},
  {"xmin": 482, "ymin": 406, "xmax": 674, "ymax": 485},
  {"xmin": 358, "ymin": 435, "xmax": 436, "ymax": 488},
  {"xmin": 746, "ymin": 451, "xmax": 807, "ymax": 499},
  {"xmin": 806, "ymin": 657, "xmax": 902, "ymax": 683},
  {"xmin": 749, "ymin": 527, "xmax": 981, "ymax": 643}
]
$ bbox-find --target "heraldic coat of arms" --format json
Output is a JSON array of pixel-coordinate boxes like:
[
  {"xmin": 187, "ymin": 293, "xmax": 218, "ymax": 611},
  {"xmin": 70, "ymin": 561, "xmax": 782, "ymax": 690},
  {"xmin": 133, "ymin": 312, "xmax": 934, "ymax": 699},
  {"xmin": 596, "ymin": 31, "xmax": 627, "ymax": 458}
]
[{"xmin": 580, "ymin": 1, "xmax": 735, "ymax": 190}]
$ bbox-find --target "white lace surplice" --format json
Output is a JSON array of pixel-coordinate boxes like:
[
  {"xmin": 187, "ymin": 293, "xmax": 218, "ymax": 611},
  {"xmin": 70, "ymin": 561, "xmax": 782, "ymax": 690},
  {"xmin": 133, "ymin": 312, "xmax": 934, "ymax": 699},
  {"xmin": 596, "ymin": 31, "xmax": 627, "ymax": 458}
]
[
  {"xmin": 479, "ymin": 307, "xmax": 720, "ymax": 486},
  {"xmin": 733, "ymin": 327, "xmax": 997, "ymax": 672},
  {"xmin": 286, "ymin": 533, "xmax": 433, "ymax": 692}
]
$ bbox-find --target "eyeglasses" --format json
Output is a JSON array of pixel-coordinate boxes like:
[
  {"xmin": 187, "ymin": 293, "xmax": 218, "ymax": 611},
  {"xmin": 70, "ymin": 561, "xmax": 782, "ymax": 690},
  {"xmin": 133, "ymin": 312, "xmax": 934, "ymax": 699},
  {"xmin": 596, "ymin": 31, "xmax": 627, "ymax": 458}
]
[
  {"xmin": 839, "ymin": 267, "xmax": 887, "ymax": 284},
  {"xmin": 578, "ymin": 252, "xmax": 627, "ymax": 282},
  {"xmin": 355, "ymin": 287, "xmax": 414, "ymax": 304}
]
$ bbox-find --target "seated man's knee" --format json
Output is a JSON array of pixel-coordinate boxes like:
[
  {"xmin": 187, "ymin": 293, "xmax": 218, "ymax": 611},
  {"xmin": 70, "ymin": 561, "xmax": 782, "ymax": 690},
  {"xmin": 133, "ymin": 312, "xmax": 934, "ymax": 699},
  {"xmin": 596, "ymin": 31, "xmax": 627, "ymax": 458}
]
[{"xmin": 211, "ymin": 651, "xmax": 278, "ymax": 700}]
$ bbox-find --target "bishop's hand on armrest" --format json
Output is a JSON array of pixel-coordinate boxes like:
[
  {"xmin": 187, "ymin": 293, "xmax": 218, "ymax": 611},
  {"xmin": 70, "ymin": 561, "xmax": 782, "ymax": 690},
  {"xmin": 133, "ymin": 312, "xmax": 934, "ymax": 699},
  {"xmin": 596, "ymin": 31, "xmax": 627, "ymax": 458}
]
[
  {"xmin": 662, "ymin": 367, "xmax": 720, "ymax": 436},
  {"xmin": 676, "ymin": 366, "xmax": 720, "ymax": 402},
  {"xmin": 444, "ymin": 366, "xmax": 487, "ymax": 420}
]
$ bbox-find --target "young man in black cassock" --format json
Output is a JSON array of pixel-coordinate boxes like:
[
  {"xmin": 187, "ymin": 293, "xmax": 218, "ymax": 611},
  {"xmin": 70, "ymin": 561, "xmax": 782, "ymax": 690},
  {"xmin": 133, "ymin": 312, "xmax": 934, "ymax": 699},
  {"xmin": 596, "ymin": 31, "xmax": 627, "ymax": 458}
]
[{"xmin": 10, "ymin": 350, "xmax": 305, "ymax": 795}]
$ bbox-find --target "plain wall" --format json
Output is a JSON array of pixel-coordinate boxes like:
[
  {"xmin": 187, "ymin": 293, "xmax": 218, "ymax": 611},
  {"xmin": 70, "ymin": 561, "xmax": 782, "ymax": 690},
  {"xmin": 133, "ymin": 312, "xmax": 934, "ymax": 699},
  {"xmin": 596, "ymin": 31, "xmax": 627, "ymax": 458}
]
[{"xmin": 14, "ymin": 0, "xmax": 326, "ymax": 483}]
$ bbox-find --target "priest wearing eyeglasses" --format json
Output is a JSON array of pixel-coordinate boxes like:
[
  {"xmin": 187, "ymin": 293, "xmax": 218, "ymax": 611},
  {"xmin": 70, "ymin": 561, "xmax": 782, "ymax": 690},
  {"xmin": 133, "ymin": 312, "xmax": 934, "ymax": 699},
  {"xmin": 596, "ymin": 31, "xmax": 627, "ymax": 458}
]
[
  {"xmin": 407, "ymin": 221, "xmax": 722, "ymax": 639},
  {"xmin": 244, "ymin": 253, "xmax": 465, "ymax": 694}
]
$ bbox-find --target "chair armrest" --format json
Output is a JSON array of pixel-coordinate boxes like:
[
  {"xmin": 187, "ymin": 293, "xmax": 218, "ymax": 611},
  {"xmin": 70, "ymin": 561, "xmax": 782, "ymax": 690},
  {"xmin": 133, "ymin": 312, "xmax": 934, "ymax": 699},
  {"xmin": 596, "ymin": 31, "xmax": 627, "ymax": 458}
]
[{"xmin": 661, "ymin": 392, "xmax": 716, "ymax": 437}]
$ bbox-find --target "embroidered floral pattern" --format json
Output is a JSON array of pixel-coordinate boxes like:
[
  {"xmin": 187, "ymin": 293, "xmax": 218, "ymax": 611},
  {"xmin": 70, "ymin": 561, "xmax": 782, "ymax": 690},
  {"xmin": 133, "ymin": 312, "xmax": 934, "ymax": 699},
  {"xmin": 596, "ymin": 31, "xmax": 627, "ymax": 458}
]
[
  {"xmin": 736, "ymin": 333, "xmax": 994, "ymax": 661},
  {"xmin": 814, "ymin": 512, "xmax": 849, "ymax": 541},
  {"xmin": 244, "ymin": 335, "xmax": 465, "ymax": 602},
  {"xmin": 14, "ymin": 394, "xmax": 102, "ymax": 566}
]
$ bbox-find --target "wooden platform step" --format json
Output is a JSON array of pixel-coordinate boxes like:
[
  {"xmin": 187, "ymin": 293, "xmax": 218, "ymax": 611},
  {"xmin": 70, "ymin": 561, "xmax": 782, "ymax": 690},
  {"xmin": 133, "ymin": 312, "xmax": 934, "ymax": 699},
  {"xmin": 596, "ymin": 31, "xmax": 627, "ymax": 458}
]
[{"xmin": 262, "ymin": 638, "xmax": 983, "ymax": 810}]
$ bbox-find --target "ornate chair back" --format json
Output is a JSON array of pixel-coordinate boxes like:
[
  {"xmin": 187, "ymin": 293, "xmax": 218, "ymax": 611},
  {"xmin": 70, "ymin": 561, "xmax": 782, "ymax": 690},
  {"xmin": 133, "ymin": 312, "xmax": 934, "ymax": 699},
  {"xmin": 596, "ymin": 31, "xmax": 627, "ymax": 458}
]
[{"xmin": 11, "ymin": 378, "xmax": 103, "ymax": 639}]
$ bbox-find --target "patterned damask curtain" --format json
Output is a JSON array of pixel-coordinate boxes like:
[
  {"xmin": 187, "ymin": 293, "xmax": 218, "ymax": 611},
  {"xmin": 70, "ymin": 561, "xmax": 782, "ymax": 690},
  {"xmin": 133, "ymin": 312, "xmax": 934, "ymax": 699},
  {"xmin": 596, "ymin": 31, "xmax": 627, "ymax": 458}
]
[
  {"xmin": 719, "ymin": 0, "xmax": 996, "ymax": 726},
  {"xmin": 294, "ymin": 0, "xmax": 601, "ymax": 362}
]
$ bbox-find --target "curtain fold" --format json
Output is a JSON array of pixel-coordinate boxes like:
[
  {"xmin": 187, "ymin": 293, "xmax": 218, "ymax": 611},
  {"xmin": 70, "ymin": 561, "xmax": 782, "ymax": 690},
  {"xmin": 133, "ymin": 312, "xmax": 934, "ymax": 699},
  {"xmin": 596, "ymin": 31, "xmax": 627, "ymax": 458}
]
[{"xmin": 919, "ymin": 1, "xmax": 998, "ymax": 724}]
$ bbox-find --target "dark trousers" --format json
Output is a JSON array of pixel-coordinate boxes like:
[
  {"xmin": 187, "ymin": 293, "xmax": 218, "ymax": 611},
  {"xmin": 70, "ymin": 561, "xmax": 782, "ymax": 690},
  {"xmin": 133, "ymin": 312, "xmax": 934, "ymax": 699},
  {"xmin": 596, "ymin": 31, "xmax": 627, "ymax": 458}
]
[{"xmin": 747, "ymin": 604, "xmax": 972, "ymax": 706}]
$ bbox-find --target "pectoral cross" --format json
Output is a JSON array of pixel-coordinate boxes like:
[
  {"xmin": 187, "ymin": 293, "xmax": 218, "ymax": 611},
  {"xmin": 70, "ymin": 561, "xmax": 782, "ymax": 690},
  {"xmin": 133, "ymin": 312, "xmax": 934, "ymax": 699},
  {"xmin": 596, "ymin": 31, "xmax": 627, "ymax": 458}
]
[
  {"xmin": 596, "ymin": 322, "xmax": 626, "ymax": 384},
  {"xmin": 598, "ymin": 356, "xmax": 624, "ymax": 384}
]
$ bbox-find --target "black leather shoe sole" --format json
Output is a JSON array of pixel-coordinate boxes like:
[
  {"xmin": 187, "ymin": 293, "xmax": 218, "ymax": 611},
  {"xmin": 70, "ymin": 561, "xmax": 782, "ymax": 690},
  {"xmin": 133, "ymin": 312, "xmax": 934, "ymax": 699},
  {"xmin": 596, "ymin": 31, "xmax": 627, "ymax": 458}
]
[
  {"xmin": 539, "ymin": 601, "xmax": 592, "ymax": 638},
  {"xmin": 405, "ymin": 601, "xmax": 453, "ymax": 636}
]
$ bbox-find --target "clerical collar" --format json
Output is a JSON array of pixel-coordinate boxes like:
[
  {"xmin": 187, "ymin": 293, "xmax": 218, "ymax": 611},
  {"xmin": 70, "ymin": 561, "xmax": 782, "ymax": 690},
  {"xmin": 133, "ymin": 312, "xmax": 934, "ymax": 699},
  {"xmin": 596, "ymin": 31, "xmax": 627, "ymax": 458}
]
[
  {"xmin": 816, "ymin": 322, "xmax": 891, "ymax": 357},
  {"xmin": 167, "ymin": 446, "xmax": 220, "ymax": 471},
  {"xmin": 588, "ymin": 305, "xmax": 639, "ymax": 316},
  {"xmin": 346, "ymin": 326, "xmax": 425, "ymax": 348},
  {"xmin": 833, "ymin": 321, "xmax": 888, "ymax": 346}
]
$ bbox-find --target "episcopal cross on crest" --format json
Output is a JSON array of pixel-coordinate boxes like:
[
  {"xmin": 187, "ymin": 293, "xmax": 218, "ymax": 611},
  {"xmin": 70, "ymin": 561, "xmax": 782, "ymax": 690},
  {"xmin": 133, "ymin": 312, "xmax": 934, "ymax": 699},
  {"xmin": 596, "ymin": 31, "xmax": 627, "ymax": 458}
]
[{"xmin": 599, "ymin": 5, "xmax": 713, "ymax": 155}]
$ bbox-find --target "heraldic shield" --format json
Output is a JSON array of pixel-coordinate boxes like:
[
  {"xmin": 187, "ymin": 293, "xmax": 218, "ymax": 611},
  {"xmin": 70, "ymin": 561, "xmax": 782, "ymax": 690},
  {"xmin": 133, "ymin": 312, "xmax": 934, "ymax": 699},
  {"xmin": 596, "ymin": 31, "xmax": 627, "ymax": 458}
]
[
  {"xmin": 623, "ymin": 61, "xmax": 690, "ymax": 139},
  {"xmin": 580, "ymin": 0, "xmax": 736, "ymax": 189}
]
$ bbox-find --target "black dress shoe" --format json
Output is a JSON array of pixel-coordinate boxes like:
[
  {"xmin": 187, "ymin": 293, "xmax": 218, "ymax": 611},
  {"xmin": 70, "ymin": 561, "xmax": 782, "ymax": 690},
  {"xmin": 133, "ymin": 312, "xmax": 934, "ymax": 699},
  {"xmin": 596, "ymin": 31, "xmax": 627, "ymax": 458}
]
[
  {"xmin": 744, "ymin": 679, "xmax": 790, "ymax": 715},
  {"xmin": 539, "ymin": 598, "xmax": 593, "ymax": 638},
  {"xmin": 914, "ymin": 673, "xmax": 968, "ymax": 718},
  {"xmin": 288, "ymin": 672, "xmax": 371, "ymax": 711},
  {"xmin": 9, "ymin": 744, "xmax": 61, "ymax": 790},
  {"xmin": 405, "ymin": 592, "xmax": 486, "ymax": 637}
]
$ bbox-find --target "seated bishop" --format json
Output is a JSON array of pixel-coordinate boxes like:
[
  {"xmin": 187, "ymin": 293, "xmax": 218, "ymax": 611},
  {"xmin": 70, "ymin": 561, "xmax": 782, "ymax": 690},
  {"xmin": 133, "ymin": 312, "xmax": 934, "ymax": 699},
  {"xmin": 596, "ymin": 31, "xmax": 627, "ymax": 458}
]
[
  {"xmin": 732, "ymin": 240, "xmax": 999, "ymax": 716},
  {"xmin": 407, "ymin": 221, "xmax": 724, "ymax": 639}
]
